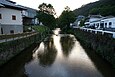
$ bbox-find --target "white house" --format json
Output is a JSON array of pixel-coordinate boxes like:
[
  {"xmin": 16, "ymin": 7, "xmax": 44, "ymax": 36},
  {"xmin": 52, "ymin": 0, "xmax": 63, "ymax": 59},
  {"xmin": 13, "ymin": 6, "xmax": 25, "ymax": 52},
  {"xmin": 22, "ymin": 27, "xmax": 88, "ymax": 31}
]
[
  {"xmin": 85, "ymin": 15, "xmax": 115, "ymax": 31},
  {"xmin": 72, "ymin": 15, "xmax": 85, "ymax": 28},
  {"xmin": 85, "ymin": 15, "xmax": 102, "ymax": 28},
  {"xmin": 17, "ymin": 5, "xmax": 39, "ymax": 25},
  {"xmin": 100, "ymin": 16, "xmax": 115, "ymax": 29},
  {"xmin": 0, "ymin": 0, "xmax": 25, "ymax": 34}
]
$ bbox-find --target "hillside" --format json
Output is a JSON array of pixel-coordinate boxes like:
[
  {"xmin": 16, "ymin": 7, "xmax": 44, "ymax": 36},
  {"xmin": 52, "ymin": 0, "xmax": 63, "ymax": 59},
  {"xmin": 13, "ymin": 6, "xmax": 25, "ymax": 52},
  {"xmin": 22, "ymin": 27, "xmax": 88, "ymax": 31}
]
[{"xmin": 73, "ymin": 0, "xmax": 115, "ymax": 16}]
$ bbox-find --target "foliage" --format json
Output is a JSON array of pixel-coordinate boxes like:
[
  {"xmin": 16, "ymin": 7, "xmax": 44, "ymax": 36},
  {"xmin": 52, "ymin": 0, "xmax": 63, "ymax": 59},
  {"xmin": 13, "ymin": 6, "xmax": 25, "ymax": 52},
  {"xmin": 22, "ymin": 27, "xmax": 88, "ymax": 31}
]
[
  {"xmin": 38, "ymin": 37, "xmax": 57, "ymax": 66},
  {"xmin": 38, "ymin": 3, "xmax": 56, "ymax": 16},
  {"xmin": 58, "ymin": 6, "xmax": 76, "ymax": 30},
  {"xmin": 79, "ymin": 19, "xmax": 86, "ymax": 27},
  {"xmin": 37, "ymin": 3, "xmax": 56, "ymax": 29},
  {"xmin": 32, "ymin": 26, "xmax": 50, "ymax": 33},
  {"xmin": 60, "ymin": 36, "xmax": 75, "ymax": 57},
  {"xmin": 73, "ymin": 0, "xmax": 115, "ymax": 16},
  {"xmin": 89, "ymin": 5, "xmax": 115, "ymax": 16}
]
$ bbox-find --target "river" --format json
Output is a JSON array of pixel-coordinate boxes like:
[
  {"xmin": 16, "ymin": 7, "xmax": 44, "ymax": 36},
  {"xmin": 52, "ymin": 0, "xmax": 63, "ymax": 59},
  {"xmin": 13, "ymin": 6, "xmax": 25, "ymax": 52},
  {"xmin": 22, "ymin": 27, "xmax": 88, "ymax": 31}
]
[{"xmin": 0, "ymin": 29, "xmax": 115, "ymax": 77}]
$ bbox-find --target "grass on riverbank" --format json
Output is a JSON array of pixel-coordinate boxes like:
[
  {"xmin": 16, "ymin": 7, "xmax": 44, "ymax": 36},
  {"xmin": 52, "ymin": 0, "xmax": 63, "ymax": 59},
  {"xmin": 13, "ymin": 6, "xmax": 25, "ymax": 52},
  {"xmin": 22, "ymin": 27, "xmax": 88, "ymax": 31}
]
[{"xmin": 32, "ymin": 26, "xmax": 50, "ymax": 33}]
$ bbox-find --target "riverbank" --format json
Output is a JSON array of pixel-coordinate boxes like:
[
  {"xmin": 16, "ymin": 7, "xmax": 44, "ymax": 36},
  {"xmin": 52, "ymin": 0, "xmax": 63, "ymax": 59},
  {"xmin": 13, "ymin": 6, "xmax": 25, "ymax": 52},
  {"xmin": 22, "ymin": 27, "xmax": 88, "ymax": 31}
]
[
  {"xmin": 0, "ymin": 31, "xmax": 49, "ymax": 66},
  {"xmin": 67, "ymin": 28, "xmax": 115, "ymax": 68}
]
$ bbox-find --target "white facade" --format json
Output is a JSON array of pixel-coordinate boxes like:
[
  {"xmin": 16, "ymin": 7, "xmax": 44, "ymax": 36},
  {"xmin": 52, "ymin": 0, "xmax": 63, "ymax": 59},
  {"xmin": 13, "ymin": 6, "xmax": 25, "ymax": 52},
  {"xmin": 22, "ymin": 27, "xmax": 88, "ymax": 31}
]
[
  {"xmin": 90, "ymin": 17, "xmax": 115, "ymax": 29},
  {"xmin": 101, "ymin": 17, "xmax": 115, "ymax": 28},
  {"xmin": 85, "ymin": 15, "xmax": 115, "ymax": 31},
  {"xmin": 22, "ymin": 10, "xmax": 28, "ymax": 17},
  {"xmin": 34, "ymin": 18, "xmax": 39, "ymax": 24},
  {"xmin": 0, "ymin": 8, "xmax": 22, "ymax": 25},
  {"xmin": 89, "ymin": 18, "xmax": 100, "ymax": 22},
  {"xmin": 85, "ymin": 17, "xmax": 101, "ymax": 27},
  {"xmin": 0, "ymin": 8, "xmax": 23, "ymax": 34}
]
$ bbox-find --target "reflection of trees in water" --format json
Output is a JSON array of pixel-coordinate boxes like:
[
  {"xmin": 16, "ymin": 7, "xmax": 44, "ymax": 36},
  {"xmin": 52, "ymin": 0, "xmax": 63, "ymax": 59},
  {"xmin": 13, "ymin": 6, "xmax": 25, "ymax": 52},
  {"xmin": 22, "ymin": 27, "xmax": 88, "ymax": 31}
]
[
  {"xmin": 60, "ymin": 35, "xmax": 75, "ymax": 57},
  {"xmin": 38, "ymin": 37, "xmax": 57, "ymax": 67}
]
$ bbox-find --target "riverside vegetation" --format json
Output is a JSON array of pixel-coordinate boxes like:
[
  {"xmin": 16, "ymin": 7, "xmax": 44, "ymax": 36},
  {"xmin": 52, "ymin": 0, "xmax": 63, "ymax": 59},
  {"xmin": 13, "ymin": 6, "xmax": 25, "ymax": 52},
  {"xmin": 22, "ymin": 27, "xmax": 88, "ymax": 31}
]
[{"xmin": 66, "ymin": 28, "xmax": 115, "ymax": 68}]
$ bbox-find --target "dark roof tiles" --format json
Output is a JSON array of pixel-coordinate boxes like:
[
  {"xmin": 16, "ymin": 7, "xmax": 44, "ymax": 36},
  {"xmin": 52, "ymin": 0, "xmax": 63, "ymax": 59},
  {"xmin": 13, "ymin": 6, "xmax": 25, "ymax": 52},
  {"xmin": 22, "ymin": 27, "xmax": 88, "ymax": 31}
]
[{"xmin": 0, "ymin": 0, "xmax": 25, "ymax": 10}]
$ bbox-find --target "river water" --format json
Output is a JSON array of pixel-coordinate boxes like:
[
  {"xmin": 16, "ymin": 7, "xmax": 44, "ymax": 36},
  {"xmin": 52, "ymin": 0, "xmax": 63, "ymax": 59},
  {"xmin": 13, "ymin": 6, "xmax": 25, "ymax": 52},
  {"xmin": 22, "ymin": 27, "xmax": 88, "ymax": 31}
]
[{"xmin": 0, "ymin": 29, "xmax": 115, "ymax": 77}]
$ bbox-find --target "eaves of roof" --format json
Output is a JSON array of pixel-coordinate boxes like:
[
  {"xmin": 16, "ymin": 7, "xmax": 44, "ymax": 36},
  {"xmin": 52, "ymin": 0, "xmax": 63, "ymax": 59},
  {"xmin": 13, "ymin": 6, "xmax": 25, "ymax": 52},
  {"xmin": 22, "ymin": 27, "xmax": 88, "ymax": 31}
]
[{"xmin": 0, "ymin": 0, "xmax": 26, "ymax": 10}]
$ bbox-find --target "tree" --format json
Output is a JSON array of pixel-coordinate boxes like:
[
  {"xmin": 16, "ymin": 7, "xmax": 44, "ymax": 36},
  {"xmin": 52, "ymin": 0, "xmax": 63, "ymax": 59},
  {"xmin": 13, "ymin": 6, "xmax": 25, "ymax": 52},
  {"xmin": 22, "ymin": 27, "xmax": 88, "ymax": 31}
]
[
  {"xmin": 37, "ymin": 3, "xmax": 56, "ymax": 29},
  {"xmin": 58, "ymin": 6, "xmax": 76, "ymax": 30},
  {"xmin": 79, "ymin": 19, "xmax": 85, "ymax": 27},
  {"xmin": 73, "ymin": 0, "xmax": 115, "ymax": 16},
  {"xmin": 38, "ymin": 3, "xmax": 56, "ymax": 16}
]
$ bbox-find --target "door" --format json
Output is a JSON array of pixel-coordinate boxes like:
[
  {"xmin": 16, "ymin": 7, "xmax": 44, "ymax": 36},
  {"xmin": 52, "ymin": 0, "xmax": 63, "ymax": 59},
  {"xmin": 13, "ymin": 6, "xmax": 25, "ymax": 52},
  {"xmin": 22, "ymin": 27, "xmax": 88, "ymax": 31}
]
[{"xmin": 1, "ymin": 28, "xmax": 3, "ymax": 34}]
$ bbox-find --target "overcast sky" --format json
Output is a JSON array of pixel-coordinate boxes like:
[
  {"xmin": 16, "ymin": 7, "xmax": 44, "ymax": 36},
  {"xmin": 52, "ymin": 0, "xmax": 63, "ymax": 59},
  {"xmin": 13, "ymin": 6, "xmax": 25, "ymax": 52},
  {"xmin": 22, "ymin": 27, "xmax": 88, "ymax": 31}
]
[{"xmin": 12, "ymin": 0, "xmax": 98, "ymax": 16}]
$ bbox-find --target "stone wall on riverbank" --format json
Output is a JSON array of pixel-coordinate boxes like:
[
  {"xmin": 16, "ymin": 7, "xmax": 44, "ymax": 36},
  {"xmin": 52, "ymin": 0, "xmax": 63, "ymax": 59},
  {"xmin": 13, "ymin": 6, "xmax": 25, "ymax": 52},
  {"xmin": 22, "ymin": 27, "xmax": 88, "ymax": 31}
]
[
  {"xmin": 70, "ymin": 29, "xmax": 115, "ymax": 68},
  {"xmin": 0, "ymin": 32, "xmax": 48, "ymax": 66}
]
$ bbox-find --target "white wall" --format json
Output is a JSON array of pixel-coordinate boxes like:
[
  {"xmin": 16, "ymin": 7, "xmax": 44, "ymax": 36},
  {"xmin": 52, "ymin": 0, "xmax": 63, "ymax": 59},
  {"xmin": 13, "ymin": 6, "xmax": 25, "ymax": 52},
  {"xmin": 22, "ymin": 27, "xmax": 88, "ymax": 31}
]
[
  {"xmin": 22, "ymin": 10, "xmax": 28, "ymax": 17},
  {"xmin": 0, "ymin": 8, "xmax": 23, "ymax": 34},
  {"xmin": 101, "ymin": 18, "xmax": 115, "ymax": 28},
  {"xmin": 1, "ymin": 25, "xmax": 23, "ymax": 34},
  {"xmin": 89, "ymin": 18, "xmax": 100, "ymax": 22},
  {"xmin": 0, "ymin": 8, "xmax": 23, "ymax": 25},
  {"xmin": 35, "ymin": 18, "xmax": 39, "ymax": 24}
]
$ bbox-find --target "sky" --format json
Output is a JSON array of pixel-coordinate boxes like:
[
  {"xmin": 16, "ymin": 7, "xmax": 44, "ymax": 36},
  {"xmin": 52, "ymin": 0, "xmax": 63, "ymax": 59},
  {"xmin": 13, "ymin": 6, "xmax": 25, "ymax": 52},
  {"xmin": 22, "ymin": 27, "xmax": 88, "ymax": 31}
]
[{"xmin": 12, "ymin": 0, "xmax": 99, "ymax": 16}]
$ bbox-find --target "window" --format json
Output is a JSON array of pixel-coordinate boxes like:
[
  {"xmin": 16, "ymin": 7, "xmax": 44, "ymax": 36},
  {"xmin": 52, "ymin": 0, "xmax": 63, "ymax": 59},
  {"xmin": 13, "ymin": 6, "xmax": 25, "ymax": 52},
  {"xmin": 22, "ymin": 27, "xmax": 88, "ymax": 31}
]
[
  {"xmin": 105, "ymin": 23, "xmax": 107, "ymax": 28},
  {"xmin": 105, "ymin": 23, "xmax": 107, "ymax": 26},
  {"xmin": 0, "ymin": 14, "xmax": 1, "ymax": 19},
  {"xmin": 109, "ymin": 22, "xmax": 112, "ymax": 25},
  {"xmin": 10, "ymin": 30, "xmax": 14, "ymax": 34},
  {"xmin": 100, "ymin": 23, "xmax": 104, "ymax": 28},
  {"xmin": 12, "ymin": 15, "xmax": 16, "ymax": 20}
]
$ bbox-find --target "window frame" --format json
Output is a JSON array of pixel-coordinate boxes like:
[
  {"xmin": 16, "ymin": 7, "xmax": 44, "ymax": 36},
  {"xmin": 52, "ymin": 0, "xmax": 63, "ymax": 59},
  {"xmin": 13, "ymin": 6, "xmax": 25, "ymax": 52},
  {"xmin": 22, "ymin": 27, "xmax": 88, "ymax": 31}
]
[{"xmin": 12, "ymin": 15, "xmax": 16, "ymax": 20}]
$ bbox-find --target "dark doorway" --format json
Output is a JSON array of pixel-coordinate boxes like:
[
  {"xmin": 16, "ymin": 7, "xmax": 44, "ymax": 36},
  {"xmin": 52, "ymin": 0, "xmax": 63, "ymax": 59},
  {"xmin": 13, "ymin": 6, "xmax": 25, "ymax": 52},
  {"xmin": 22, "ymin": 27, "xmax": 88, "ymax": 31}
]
[{"xmin": 1, "ymin": 28, "xmax": 3, "ymax": 34}]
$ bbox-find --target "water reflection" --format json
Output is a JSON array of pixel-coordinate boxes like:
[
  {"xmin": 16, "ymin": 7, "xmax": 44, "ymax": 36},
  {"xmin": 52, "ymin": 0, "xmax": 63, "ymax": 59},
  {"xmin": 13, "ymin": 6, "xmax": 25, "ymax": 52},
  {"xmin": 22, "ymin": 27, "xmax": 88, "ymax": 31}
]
[
  {"xmin": 37, "ymin": 37, "xmax": 57, "ymax": 67},
  {"xmin": 0, "ymin": 45, "xmax": 36, "ymax": 77},
  {"xmin": 60, "ymin": 35, "xmax": 75, "ymax": 57},
  {"xmin": 25, "ymin": 33, "xmax": 103, "ymax": 77},
  {"xmin": 0, "ymin": 29, "xmax": 115, "ymax": 77}
]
